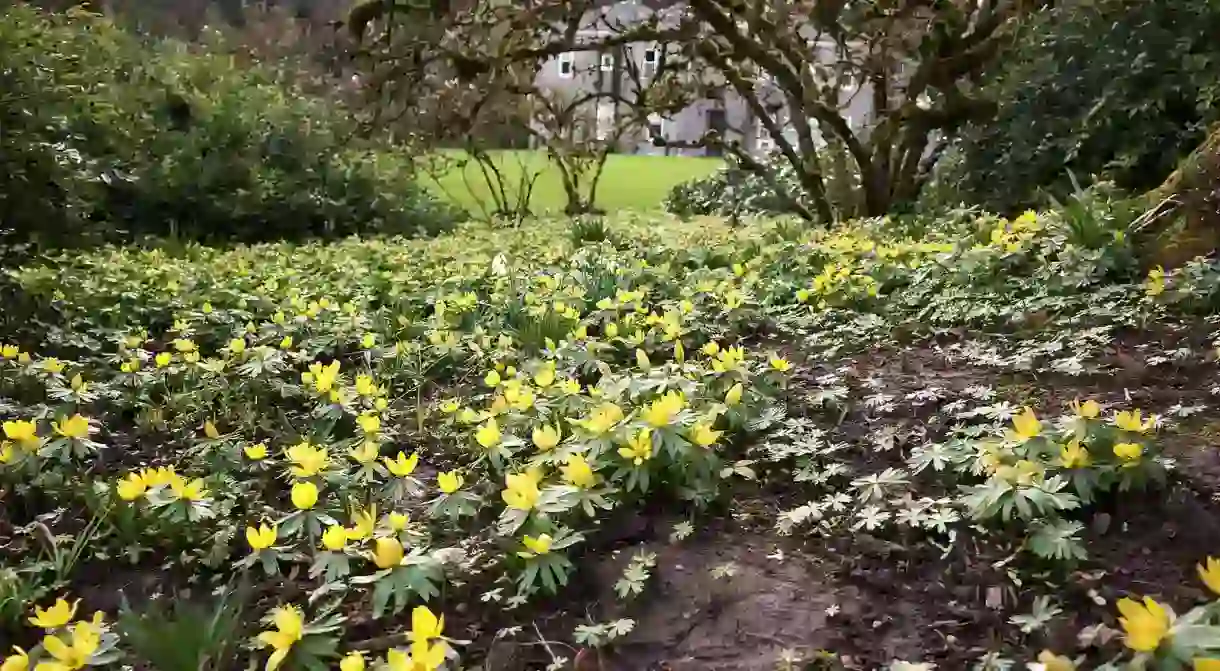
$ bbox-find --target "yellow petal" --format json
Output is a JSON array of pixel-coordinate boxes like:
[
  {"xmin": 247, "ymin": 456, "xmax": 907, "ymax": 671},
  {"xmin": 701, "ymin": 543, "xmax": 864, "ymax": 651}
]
[{"xmin": 265, "ymin": 646, "xmax": 290, "ymax": 671}]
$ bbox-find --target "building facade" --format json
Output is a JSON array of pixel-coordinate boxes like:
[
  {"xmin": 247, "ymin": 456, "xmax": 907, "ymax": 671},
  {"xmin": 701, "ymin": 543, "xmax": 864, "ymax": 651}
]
[{"xmin": 529, "ymin": 0, "xmax": 876, "ymax": 158}]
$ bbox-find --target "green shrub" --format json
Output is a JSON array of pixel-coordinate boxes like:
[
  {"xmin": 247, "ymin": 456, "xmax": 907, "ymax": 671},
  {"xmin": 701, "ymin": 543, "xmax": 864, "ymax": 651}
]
[
  {"xmin": 941, "ymin": 0, "xmax": 1220, "ymax": 214},
  {"xmin": 664, "ymin": 154, "xmax": 808, "ymax": 219},
  {"xmin": 664, "ymin": 147, "xmax": 858, "ymax": 222},
  {"xmin": 0, "ymin": 6, "xmax": 460, "ymax": 249}
]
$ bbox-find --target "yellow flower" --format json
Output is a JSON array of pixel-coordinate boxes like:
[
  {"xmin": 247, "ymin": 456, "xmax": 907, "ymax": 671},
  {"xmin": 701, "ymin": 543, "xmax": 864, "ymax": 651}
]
[
  {"xmin": 475, "ymin": 419, "xmax": 501, "ymax": 449},
  {"xmin": 229, "ymin": 338, "xmax": 247, "ymax": 355},
  {"xmin": 605, "ymin": 322, "xmax": 619, "ymax": 339},
  {"xmin": 1117, "ymin": 596, "xmax": 1170, "ymax": 652},
  {"xmin": 1114, "ymin": 409, "xmax": 1154, "ymax": 434},
  {"xmin": 582, "ymin": 403, "xmax": 624, "ymax": 435},
  {"xmin": 141, "ymin": 466, "xmax": 177, "ymax": 487},
  {"xmin": 357, "ymin": 413, "xmax": 381, "ymax": 435},
  {"xmin": 245, "ymin": 443, "xmax": 268, "ymax": 460},
  {"xmin": 508, "ymin": 387, "xmax": 535, "ymax": 412},
  {"xmin": 39, "ymin": 621, "xmax": 100, "ymax": 671},
  {"xmin": 29, "ymin": 597, "xmax": 79, "ymax": 629},
  {"xmin": 387, "ymin": 512, "xmax": 410, "ymax": 531},
  {"xmin": 347, "ymin": 440, "xmax": 378, "ymax": 465},
  {"xmin": 725, "ymin": 383, "xmax": 744, "ymax": 406},
  {"xmin": 1010, "ymin": 407, "xmax": 1041, "ymax": 442},
  {"xmin": 0, "ymin": 344, "xmax": 17, "ymax": 358},
  {"xmin": 1195, "ymin": 659, "xmax": 1220, "ymax": 671},
  {"xmin": 501, "ymin": 472, "xmax": 541, "ymax": 511},
  {"xmin": 532, "ymin": 425, "xmax": 561, "ymax": 451},
  {"xmin": 1036, "ymin": 650, "xmax": 1075, "ymax": 671},
  {"xmin": 340, "ymin": 652, "xmax": 365, "ymax": 671},
  {"xmin": 1059, "ymin": 439, "xmax": 1090, "ymax": 469},
  {"xmin": 361, "ymin": 333, "xmax": 376, "ymax": 349},
  {"xmin": 170, "ymin": 477, "xmax": 207, "ymax": 501},
  {"xmin": 155, "ymin": 352, "xmax": 172, "ymax": 368},
  {"xmin": 203, "ymin": 420, "xmax": 221, "ymax": 440},
  {"xmin": 439, "ymin": 399, "xmax": 460, "ymax": 414},
  {"xmin": 560, "ymin": 454, "xmax": 596, "ymax": 488},
  {"xmin": 3, "ymin": 419, "xmax": 38, "ymax": 447},
  {"xmin": 321, "ymin": 525, "xmax": 347, "ymax": 551},
  {"xmin": 411, "ymin": 604, "xmax": 445, "ymax": 641},
  {"xmin": 1199, "ymin": 557, "xmax": 1220, "ymax": 596},
  {"xmin": 559, "ymin": 378, "xmax": 581, "ymax": 395},
  {"xmin": 279, "ymin": 336, "xmax": 293, "ymax": 350},
  {"xmin": 484, "ymin": 370, "xmax": 501, "ymax": 387},
  {"xmin": 0, "ymin": 442, "xmax": 14, "ymax": 464},
  {"xmin": 386, "ymin": 640, "xmax": 446, "ymax": 671},
  {"xmin": 247, "ymin": 524, "xmax": 278, "ymax": 551},
  {"xmin": 618, "ymin": 428, "xmax": 653, "ymax": 466},
  {"xmin": 172, "ymin": 339, "xmax": 197, "ymax": 353},
  {"xmin": 1146, "ymin": 265, "xmax": 1166, "ymax": 297},
  {"xmin": 1070, "ymin": 398, "xmax": 1100, "ymax": 419},
  {"xmin": 643, "ymin": 391, "xmax": 685, "ymax": 428},
  {"xmin": 355, "ymin": 375, "xmax": 379, "ymax": 397},
  {"xmin": 437, "ymin": 471, "xmax": 464, "ymax": 494},
  {"xmin": 304, "ymin": 361, "xmax": 341, "ymax": 394},
  {"xmin": 769, "ymin": 357, "xmax": 791, "ymax": 372},
  {"xmin": 115, "ymin": 472, "xmax": 147, "ymax": 501},
  {"xmin": 53, "ymin": 415, "xmax": 89, "ymax": 441},
  {"xmin": 689, "ymin": 422, "xmax": 723, "ymax": 448},
  {"xmin": 382, "ymin": 451, "xmax": 419, "ymax": 478},
  {"xmin": 373, "ymin": 537, "xmax": 404, "ymax": 569},
  {"xmin": 346, "ymin": 505, "xmax": 376, "ymax": 540},
  {"xmin": 286, "ymin": 442, "xmax": 328, "ymax": 477},
  {"xmin": 520, "ymin": 533, "xmax": 553, "ymax": 557},
  {"xmin": 1, "ymin": 647, "xmax": 28, "ymax": 671},
  {"xmin": 257, "ymin": 605, "xmax": 304, "ymax": 671},
  {"xmin": 712, "ymin": 346, "xmax": 746, "ymax": 373},
  {"xmin": 291, "ymin": 481, "xmax": 319, "ymax": 510},
  {"xmin": 1113, "ymin": 442, "xmax": 1143, "ymax": 464},
  {"xmin": 534, "ymin": 363, "xmax": 555, "ymax": 388},
  {"xmin": 43, "ymin": 358, "xmax": 65, "ymax": 374}
]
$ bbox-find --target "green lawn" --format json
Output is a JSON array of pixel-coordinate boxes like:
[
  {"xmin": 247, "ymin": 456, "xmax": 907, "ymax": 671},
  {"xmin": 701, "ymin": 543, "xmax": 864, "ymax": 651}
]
[{"xmin": 422, "ymin": 150, "xmax": 722, "ymax": 214}]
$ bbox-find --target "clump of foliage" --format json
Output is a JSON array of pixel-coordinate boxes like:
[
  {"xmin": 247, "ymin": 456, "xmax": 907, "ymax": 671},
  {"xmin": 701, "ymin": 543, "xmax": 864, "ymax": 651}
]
[
  {"xmin": 665, "ymin": 154, "xmax": 807, "ymax": 220},
  {"xmin": 0, "ymin": 6, "xmax": 459, "ymax": 250},
  {"xmin": 666, "ymin": 149, "xmax": 859, "ymax": 222},
  {"xmin": 943, "ymin": 0, "xmax": 1220, "ymax": 214}
]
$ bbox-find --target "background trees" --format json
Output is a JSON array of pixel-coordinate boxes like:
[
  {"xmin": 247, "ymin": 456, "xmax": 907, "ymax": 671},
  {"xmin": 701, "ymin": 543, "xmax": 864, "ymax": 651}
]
[
  {"xmin": 945, "ymin": 0, "xmax": 1220, "ymax": 215},
  {"xmin": 349, "ymin": 0, "xmax": 1048, "ymax": 222}
]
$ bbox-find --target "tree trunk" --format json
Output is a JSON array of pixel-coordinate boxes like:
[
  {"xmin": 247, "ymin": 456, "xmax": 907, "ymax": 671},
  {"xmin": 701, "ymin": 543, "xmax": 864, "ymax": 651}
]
[{"xmin": 1138, "ymin": 122, "xmax": 1220, "ymax": 269}]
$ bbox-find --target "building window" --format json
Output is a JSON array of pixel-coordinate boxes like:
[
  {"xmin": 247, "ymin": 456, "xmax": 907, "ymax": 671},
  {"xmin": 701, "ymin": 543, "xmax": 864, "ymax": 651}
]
[
  {"xmin": 600, "ymin": 52, "xmax": 615, "ymax": 72},
  {"xmin": 558, "ymin": 52, "xmax": 574, "ymax": 78}
]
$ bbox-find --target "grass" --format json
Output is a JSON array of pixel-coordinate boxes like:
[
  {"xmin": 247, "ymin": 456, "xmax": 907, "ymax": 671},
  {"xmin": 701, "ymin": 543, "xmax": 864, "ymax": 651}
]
[{"xmin": 421, "ymin": 150, "xmax": 722, "ymax": 214}]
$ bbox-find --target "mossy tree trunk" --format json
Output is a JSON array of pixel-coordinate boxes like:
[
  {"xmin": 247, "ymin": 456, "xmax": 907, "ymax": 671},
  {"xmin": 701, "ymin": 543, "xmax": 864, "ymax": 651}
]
[{"xmin": 1138, "ymin": 122, "xmax": 1220, "ymax": 269}]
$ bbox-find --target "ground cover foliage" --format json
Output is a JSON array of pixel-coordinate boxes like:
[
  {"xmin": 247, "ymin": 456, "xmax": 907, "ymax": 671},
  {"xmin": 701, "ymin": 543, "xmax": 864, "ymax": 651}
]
[{"xmin": 4, "ymin": 202, "xmax": 1220, "ymax": 670}]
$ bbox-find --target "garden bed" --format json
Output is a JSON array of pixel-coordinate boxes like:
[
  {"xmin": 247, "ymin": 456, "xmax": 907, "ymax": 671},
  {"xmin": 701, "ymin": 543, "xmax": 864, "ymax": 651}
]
[{"xmin": 3, "ymin": 212, "xmax": 1220, "ymax": 670}]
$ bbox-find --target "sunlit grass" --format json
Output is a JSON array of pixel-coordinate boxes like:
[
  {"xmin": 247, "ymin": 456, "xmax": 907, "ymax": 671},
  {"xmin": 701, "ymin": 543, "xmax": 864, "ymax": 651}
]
[{"xmin": 423, "ymin": 150, "xmax": 722, "ymax": 214}]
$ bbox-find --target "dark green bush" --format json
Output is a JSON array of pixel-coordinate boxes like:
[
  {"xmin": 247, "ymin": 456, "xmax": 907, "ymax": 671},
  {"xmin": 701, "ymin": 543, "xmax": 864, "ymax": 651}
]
[
  {"xmin": 664, "ymin": 146, "xmax": 859, "ymax": 222},
  {"xmin": 664, "ymin": 154, "xmax": 807, "ymax": 219},
  {"xmin": 940, "ymin": 0, "xmax": 1220, "ymax": 215},
  {"xmin": 0, "ymin": 6, "xmax": 460, "ymax": 249}
]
